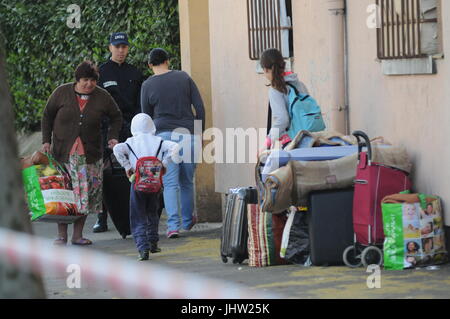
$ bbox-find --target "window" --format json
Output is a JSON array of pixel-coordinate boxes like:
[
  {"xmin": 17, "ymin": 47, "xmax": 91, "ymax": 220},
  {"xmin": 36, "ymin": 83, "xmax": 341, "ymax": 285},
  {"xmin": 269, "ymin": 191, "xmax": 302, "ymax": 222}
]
[
  {"xmin": 376, "ymin": 0, "xmax": 441, "ymax": 60},
  {"xmin": 247, "ymin": 0, "xmax": 293, "ymax": 60}
]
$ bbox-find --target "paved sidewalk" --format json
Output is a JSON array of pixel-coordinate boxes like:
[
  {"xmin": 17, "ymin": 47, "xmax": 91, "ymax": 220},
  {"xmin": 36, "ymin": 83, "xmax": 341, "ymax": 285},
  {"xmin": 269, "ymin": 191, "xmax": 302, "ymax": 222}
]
[{"xmin": 32, "ymin": 213, "xmax": 450, "ymax": 299}]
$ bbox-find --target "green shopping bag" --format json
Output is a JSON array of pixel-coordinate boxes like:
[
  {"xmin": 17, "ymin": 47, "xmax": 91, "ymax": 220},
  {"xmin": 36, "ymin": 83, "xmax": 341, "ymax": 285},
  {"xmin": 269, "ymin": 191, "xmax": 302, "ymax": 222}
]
[
  {"xmin": 382, "ymin": 193, "xmax": 448, "ymax": 270},
  {"xmin": 22, "ymin": 151, "xmax": 82, "ymax": 223}
]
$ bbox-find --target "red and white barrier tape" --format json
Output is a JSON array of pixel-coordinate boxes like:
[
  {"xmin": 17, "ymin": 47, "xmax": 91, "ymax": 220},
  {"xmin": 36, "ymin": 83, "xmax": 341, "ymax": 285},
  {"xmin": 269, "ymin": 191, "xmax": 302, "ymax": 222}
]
[{"xmin": 0, "ymin": 228, "xmax": 278, "ymax": 299}]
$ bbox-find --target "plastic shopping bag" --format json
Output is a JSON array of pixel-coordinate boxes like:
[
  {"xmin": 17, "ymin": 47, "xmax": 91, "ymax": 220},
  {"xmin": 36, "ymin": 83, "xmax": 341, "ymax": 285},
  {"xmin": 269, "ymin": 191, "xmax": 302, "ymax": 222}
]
[
  {"xmin": 280, "ymin": 206, "xmax": 310, "ymax": 265},
  {"xmin": 382, "ymin": 193, "xmax": 448, "ymax": 270},
  {"xmin": 22, "ymin": 151, "xmax": 82, "ymax": 223},
  {"xmin": 247, "ymin": 204, "xmax": 288, "ymax": 267}
]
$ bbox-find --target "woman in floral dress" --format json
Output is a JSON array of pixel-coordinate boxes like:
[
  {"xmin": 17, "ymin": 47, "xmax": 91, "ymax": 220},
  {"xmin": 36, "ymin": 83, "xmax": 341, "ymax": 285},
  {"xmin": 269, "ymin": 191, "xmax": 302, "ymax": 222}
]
[{"xmin": 41, "ymin": 61, "xmax": 122, "ymax": 245}]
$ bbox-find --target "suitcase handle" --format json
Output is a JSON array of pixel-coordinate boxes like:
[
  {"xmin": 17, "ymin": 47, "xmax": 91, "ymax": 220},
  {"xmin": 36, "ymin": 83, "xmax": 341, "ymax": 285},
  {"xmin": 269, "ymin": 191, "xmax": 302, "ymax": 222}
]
[{"xmin": 352, "ymin": 130, "xmax": 372, "ymax": 164}]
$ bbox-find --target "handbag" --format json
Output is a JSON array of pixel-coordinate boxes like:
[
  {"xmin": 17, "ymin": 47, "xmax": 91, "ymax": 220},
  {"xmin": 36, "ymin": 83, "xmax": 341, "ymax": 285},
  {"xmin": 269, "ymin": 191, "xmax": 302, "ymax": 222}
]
[
  {"xmin": 256, "ymin": 151, "xmax": 294, "ymax": 214},
  {"xmin": 247, "ymin": 204, "xmax": 288, "ymax": 267}
]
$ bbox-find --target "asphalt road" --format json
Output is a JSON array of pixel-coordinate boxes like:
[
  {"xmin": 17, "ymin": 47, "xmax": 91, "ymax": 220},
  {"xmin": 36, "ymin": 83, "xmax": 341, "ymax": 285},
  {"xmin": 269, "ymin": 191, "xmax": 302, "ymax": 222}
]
[{"xmin": 29, "ymin": 212, "xmax": 450, "ymax": 300}]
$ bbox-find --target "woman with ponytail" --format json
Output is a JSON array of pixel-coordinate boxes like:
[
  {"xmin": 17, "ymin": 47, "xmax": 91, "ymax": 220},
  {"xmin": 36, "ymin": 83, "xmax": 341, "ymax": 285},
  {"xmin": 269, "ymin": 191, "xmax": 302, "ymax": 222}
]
[{"xmin": 260, "ymin": 48, "xmax": 309, "ymax": 149}]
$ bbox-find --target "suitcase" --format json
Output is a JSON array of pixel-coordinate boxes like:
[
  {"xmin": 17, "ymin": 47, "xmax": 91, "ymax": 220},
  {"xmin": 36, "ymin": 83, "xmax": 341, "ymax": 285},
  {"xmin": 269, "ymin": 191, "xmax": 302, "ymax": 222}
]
[
  {"xmin": 308, "ymin": 188, "xmax": 355, "ymax": 266},
  {"xmin": 221, "ymin": 187, "xmax": 258, "ymax": 264},
  {"xmin": 343, "ymin": 131, "xmax": 412, "ymax": 268},
  {"xmin": 352, "ymin": 131, "xmax": 412, "ymax": 247},
  {"xmin": 103, "ymin": 153, "xmax": 131, "ymax": 239}
]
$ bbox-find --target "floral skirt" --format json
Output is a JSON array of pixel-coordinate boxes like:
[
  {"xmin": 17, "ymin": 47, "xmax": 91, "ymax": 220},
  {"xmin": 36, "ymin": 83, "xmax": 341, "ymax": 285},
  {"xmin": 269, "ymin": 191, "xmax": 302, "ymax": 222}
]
[{"xmin": 65, "ymin": 153, "xmax": 103, "ymax": 215}]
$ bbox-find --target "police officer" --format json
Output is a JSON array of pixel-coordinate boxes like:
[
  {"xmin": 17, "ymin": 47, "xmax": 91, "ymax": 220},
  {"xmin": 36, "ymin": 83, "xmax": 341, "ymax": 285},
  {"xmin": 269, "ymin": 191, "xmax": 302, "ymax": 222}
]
[{"xmin": 93, "ymin": 32, "xmax": 144, "ymax": 233}]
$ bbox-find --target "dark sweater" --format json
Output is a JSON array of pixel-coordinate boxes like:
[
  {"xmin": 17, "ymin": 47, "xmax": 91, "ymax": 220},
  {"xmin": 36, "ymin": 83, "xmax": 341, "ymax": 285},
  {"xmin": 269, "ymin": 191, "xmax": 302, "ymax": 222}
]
[
  {"xmin": 41, "ymin": 83, "xmax": 122, "ymax": 164},
  {"xmin": 99, "ymin": 59, "xmax": 144, "ymax": 123},
  {"xmin": 140, "ymin": 70, "xmax": 205, "ymax": 134}
]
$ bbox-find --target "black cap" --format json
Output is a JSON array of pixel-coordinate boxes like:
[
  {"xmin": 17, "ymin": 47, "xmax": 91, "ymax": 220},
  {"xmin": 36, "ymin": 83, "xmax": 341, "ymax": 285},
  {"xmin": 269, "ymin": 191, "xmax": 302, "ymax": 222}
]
[
  {"xmin": 148, "ymin": 48, "xmax": 169, "ymax": 66},
  {"xmin": 110, "ymin": 32, "xmax": 129, "ymax": 46}
]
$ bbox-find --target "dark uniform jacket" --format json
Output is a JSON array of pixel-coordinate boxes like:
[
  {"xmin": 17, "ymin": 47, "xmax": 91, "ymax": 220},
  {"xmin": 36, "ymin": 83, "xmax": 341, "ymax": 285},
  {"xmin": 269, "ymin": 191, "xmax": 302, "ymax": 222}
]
[
  {"xmin": 41, "ymin": 83, "xmax": 122, "ymax": 164},
  {"xmin": 99, "ymin": 59, "xmax": 144, "ymax": 142}
]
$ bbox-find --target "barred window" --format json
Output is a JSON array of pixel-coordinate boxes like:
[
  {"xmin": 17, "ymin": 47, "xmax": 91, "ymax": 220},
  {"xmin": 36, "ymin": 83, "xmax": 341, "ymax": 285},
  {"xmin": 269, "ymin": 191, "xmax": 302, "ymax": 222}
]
[
  {"xmin": 247, "ymin": 0, "xmax": 293, "ymax": 60},
  {"xmin": 376, "ymin": 0, "xmax": 441, "ymax": 60}
]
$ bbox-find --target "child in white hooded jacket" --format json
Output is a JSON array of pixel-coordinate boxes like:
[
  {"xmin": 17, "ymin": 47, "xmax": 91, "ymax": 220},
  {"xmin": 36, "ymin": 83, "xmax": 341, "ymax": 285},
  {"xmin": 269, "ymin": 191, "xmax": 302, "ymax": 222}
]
[{"xmin": 113, "ymin": 113, "xmax": 180, "ymax": 261}]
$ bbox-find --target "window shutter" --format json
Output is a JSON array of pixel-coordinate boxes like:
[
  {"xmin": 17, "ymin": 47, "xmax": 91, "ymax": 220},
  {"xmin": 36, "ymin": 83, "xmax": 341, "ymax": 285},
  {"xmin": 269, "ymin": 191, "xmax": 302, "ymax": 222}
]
[
  {"xmin": 376, "ymin": 0, "xmax": 439, "ymax": 60},
  {"xmin": 247, "ymin": 0, "xmax": 292, "ymax": 60}
]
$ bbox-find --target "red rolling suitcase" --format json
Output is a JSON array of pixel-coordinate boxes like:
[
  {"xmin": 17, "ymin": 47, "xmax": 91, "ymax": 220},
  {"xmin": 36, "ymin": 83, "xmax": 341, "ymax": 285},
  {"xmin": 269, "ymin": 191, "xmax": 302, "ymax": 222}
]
[{"xmin": 343, "ymin": 131, "xmax": 412, "ymax": 268}]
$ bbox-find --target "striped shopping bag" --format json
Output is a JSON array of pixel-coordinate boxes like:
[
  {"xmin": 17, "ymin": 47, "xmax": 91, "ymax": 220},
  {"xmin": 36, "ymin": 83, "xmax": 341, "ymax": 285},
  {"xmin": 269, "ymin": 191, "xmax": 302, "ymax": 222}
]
[{"xmin": 247, "ymin": 204, "xmax": 288, "ymax": 267}]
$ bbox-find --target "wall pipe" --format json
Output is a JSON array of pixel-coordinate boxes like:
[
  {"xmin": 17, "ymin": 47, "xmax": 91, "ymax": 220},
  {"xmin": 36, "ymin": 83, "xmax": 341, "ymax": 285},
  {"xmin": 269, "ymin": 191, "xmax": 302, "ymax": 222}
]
[
  {"xmin": 327, "ymin": 0, "xmax": 349, "ymax": 135},
  {"xmin": 344, "ymin": 0, "xmax": 350, "ymax": 135}
]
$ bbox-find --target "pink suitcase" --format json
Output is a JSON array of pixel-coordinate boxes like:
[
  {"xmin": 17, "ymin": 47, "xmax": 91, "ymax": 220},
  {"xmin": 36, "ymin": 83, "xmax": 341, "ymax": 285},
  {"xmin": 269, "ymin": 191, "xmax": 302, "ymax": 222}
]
[{"xmin": 343, "ymin": 131, "xmax": 412, "ymax": 268}]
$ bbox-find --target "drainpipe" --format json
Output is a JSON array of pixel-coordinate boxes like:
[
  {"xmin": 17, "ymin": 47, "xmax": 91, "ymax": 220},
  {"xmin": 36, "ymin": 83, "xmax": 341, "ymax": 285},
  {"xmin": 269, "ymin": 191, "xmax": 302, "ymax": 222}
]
[
  {"xmin": 327, "ymin": 0, "xmax": 349, "ymax": 135},
  {"xmin": 343, "ymin": 0, "xmax": 350, "ymax": 135}
]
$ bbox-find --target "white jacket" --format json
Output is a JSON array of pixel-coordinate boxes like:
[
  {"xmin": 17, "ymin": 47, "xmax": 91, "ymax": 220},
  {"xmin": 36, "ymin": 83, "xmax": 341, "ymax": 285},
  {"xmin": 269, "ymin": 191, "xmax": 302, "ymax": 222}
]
[{"xmin": 113, "ymin": 113, "xmax": 180, "ymax": 172}]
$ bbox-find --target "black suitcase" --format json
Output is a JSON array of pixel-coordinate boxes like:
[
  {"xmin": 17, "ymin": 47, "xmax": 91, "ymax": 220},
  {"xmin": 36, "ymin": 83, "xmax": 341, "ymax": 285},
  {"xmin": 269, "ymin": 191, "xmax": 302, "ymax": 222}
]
[
  {"xmin": 103, "ymin": 154, "xmax": 131, "ymax": 239},
  {"xmin": 221, "ymin": 187, "xmax": 258, "ymax": 264},
  {"xmin": 308, "ymin": 188, "xmax": 354, "ymax": 266}
]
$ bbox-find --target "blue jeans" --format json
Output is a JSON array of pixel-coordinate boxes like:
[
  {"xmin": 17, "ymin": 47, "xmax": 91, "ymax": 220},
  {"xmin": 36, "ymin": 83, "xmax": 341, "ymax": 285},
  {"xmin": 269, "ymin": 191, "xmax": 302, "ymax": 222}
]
[
  {"xmin": 157, "ymin": 132, "xmax": 198, "ymax": 232},
  {"xmin": 129, "ymin": 185, "xmax": 160, "ymax": 252}
]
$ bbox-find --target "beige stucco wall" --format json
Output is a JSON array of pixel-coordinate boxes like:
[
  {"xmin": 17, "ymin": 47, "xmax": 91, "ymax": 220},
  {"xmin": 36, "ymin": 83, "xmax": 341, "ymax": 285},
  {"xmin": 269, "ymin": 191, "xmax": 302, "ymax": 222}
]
[
  {"xmin": 207, "ymin": 0, "xmax": 450, "ymax": 224},
  {"xmin": 293, "ymin": 0, "xmax": 345, "ymax": 132},
  {"xmin": 209, "ymin": 0, "xmax": 269, "ymax": 192},
  {"xmin": 179, "ymin": 0, "xmax": 222, "ymax": 222}
]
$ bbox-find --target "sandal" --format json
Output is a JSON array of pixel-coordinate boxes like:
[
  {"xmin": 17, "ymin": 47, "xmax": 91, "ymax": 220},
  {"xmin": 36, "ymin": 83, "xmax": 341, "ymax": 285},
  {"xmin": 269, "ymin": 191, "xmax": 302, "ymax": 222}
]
[
  {"xmin": 71, "ymin": 238, "xmax": 93, "ymax": 246},
  {"xmin": 54, "ymin": 237, "xmax": 68, "ymax": 246}
]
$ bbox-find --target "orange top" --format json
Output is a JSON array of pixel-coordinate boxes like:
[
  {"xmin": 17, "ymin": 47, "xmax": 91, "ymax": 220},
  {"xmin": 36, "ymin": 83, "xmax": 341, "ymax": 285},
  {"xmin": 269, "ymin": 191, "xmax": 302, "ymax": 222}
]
[{"xmin": 69, "ymin": 95, "xmax": 89, "ymax": 156}]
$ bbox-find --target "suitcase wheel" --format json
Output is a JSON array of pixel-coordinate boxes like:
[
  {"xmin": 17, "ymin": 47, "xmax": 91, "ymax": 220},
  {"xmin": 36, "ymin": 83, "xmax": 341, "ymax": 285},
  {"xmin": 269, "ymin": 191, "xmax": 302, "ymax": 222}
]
[
  {"xmin": 221, "ymin": 255, "xmax": 228, "ymax": 263},
  {"xmin": 343, "ymin": 245, "xmax": 362, "ymax": 268},
  {"xmin": 232, "ymin": 257, "xmax": 245, "ymax": 264},
  {"xmin": 361, "ymin": 246, "xmax": 383, "ymax": 267},
  {"xmin": 121, "ymin": 233, "xmax": 127, "ymax": 239}
]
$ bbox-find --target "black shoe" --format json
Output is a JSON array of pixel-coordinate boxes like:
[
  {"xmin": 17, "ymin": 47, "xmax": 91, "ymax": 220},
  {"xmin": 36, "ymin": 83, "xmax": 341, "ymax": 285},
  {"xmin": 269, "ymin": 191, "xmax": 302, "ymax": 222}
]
[
  {"xmin": 93, "ymin": 222, "xmax": 108, "ymax": 233},
  {"xmin": 150, "ymin": 242, "xmax": 161, "ymax": 254},
  {"xmin": 93, "ymin": 212, "xmax": 108, "ymax": 233},
  {"xmin": 138, "ymin": 250, "xmax": 150, "ymax": 261}
]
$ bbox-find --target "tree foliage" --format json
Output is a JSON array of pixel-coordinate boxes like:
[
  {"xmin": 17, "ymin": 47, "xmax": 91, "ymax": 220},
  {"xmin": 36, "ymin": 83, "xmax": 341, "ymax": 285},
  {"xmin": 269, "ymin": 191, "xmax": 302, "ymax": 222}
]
[{"xmin": 0, "ymin": 0, "xmax": 180, "ymax": 132}]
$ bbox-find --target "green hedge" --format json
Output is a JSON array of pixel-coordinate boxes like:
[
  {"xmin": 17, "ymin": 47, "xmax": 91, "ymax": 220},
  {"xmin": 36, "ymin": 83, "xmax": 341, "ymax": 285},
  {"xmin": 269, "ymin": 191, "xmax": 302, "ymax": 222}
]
[{"xmin": 0, "ymin": 0, "xmax": 180, "ymax": 132}]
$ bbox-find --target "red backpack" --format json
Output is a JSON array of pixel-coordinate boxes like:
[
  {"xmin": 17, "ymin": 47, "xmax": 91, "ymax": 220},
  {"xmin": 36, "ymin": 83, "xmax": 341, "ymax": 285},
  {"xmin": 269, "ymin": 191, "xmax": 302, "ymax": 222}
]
[{"xmin": 126, "ymin": 140, "xmax": 165, "ymax": 194}]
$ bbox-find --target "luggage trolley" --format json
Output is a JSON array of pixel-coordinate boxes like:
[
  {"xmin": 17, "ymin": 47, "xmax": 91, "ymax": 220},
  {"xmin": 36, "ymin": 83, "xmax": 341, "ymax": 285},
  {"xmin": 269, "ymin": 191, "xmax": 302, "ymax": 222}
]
[{"xmin": 343, "ymin": 131, "xmax": 412, "ymax": 268}]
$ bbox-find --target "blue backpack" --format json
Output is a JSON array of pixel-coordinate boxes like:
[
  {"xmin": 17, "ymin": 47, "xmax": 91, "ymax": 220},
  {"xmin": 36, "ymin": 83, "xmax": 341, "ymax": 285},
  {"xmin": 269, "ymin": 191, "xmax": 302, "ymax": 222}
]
[{"xmin": 286, "ymin": 83, "xmax": 326, "ymax": 139}]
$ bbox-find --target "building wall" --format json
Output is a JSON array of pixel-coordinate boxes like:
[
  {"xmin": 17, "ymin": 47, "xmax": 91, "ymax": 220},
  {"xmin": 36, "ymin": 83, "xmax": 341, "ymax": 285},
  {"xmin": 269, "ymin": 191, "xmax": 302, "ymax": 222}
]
[
  {"xmin": 293, "ymin": 0, "xmax": 336, "ymax": 129},
  {"xmin": 207, "ymin": 0, "xmax": 450, "ymax": 224},
  {"xmin": 346, "ymin": 0, "xmax": 450, "ymax": 224},
  {"xmin": 209, "ymin": 0, "xmax": 269, "ymax": 192},
  {"xmin": 295, "ymin": 0, "xmax": 450, "ymax": 224},
  {"xmin": 179, "ymin": 0, "xmax": 222, "ymax": 222}
]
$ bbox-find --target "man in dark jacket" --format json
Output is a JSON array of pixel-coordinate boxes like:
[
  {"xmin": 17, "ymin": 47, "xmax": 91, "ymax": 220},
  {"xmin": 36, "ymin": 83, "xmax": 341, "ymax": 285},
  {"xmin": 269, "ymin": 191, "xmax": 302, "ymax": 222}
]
[{"xmin": 93, "ymin": 32, "xmax": 144, "ymax": 233}]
